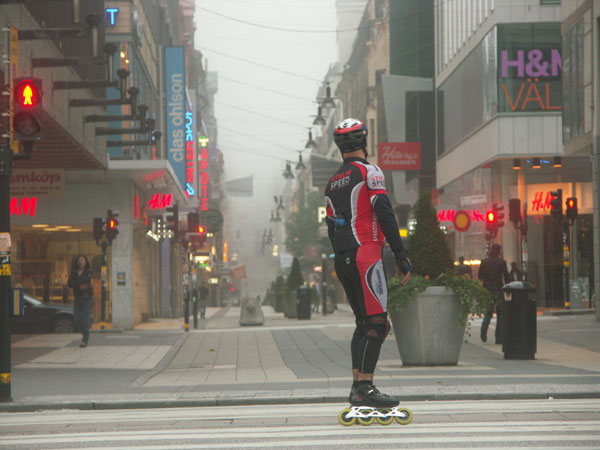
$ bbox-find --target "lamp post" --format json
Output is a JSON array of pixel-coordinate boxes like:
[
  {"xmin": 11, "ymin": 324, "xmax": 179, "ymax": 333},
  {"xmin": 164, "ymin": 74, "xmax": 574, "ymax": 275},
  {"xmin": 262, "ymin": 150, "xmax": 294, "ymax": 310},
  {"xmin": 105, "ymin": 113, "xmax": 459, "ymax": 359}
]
[{"xmin": 321, "ymin": 252, "xmax": 327, "ymax": 316}]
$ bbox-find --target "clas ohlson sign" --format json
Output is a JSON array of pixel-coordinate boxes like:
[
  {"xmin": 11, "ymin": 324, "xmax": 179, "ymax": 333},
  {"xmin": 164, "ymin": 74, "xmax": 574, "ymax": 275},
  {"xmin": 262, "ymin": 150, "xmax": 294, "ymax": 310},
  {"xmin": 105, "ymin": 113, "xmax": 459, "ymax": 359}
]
[{"xmin": 165, "ymin": 46, "xmax": 186, "ymax": 190}]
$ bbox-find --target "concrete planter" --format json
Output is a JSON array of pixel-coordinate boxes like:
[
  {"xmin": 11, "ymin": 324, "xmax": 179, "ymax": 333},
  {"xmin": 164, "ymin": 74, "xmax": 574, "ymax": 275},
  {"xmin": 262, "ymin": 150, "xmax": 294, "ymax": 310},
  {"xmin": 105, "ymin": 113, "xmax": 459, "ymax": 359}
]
[{"xmin": 389, "ymin": 286, "xmax": 466, "ymax": 366}]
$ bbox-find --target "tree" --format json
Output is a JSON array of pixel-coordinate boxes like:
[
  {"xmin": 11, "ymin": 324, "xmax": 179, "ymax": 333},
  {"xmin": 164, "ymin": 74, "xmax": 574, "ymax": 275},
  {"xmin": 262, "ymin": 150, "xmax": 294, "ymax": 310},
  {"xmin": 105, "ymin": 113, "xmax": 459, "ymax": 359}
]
[
  {"xmin": 407, "ymin": 190, "xmax": 453, "ymax": 278},
  {"xmin": 285, "ymin": 190, "xmax": 322, "ymax": 260},
  {"xmin": 286, "ymin": 257, "xmax": 304, "ymax": 291}
]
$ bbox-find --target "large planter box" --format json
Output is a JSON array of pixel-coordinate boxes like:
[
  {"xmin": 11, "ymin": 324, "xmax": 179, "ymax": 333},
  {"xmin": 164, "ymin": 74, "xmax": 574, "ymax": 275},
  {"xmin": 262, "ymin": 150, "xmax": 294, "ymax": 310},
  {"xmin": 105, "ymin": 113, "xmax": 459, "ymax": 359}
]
[{"xmin": 390, "ymin": 286, "xmax": 466, "ymax": 366}]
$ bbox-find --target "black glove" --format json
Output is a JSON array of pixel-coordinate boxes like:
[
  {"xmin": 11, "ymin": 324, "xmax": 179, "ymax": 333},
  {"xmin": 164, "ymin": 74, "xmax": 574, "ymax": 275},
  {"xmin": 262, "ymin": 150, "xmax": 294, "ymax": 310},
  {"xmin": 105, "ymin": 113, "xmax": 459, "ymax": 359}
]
[{"xmin": 395, "ymin": 252, "xmax": 412, "ymax": 275}]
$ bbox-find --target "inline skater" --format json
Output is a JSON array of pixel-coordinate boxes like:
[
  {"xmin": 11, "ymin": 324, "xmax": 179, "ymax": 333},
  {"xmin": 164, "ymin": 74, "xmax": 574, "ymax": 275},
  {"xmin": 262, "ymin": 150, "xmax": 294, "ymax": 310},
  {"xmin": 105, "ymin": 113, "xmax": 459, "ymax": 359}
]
[{"xmin": 324, "ymin": 118, "xmax": 412, "ymax": 414}]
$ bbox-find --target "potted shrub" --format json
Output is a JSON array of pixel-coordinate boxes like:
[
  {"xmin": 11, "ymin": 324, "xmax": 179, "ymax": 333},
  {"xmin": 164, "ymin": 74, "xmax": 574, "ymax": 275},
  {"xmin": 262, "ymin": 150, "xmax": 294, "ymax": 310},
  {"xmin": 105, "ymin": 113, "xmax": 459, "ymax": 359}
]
[{"xmin": 388, "ymin": 190, "xmax": 493, "ymax": 366}]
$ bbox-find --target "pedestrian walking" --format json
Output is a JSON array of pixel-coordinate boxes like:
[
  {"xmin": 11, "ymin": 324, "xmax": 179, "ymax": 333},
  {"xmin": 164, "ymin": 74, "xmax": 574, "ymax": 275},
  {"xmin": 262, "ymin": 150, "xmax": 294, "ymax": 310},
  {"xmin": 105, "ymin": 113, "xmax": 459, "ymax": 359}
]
[
  {"xmin": 509, "ymin": 261, "xmax": 524, "ymax": 281},
  {"xmin": 478, "ymin": 243, "xmax": 510, "ymax": 344},
  {"xmin": 324, "ymin": 118, "xmax": 412, "ymax": 411},
  {"xmin": 68, "ymin": 255, "xmax": 93, "ymax": 347},
  {"xmin": 198, "ymin": 283, "xmax": 208, "ymax": 320},
  {"xmin": 457, "ymin": 256, "xmax": 472, "ymax": 279}
]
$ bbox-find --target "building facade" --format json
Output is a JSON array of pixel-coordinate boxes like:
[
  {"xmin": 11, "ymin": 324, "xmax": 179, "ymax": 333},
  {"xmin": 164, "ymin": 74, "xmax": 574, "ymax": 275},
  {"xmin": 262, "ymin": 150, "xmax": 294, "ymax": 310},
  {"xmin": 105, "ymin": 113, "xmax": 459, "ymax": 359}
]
[
  {"xmin": 3, "ymin": 0, "xmax": 217, "ymax": 329},
  {"xmin": 434, "ymin": 0, "xmax": 593, "ymax": 307}
]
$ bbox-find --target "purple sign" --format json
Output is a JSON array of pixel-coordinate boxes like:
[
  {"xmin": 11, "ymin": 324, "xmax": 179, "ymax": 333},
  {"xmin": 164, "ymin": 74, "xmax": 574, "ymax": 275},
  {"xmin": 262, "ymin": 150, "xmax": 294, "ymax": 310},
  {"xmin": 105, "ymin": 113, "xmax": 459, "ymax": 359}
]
[{"xmin": 501, "ymin": 49, "xmax": 562, "ymax": 78}]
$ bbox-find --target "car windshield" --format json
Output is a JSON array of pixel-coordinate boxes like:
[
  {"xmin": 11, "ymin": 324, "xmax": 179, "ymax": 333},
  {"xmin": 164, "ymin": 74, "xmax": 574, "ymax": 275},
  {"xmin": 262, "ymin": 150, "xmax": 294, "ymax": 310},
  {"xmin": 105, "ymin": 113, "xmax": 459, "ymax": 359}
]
[{"xmin": 24, "ymin": 295, "xmax": 43, "ymax": 306}]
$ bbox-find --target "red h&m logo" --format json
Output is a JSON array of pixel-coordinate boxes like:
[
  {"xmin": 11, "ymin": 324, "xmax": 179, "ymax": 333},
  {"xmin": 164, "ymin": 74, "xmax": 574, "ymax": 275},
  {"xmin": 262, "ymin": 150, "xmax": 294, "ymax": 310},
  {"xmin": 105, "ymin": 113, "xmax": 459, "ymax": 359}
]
[
  {"xmin": 10, "ymin": 197, "xmax": 37, "ymax": 216},
  {"xmin": 148, "ymin": 193, "xmax": 172, "ymax": 210},
  {"xmin": 531, "ymin": 191, "xmax": 553, "ymax": 212}
]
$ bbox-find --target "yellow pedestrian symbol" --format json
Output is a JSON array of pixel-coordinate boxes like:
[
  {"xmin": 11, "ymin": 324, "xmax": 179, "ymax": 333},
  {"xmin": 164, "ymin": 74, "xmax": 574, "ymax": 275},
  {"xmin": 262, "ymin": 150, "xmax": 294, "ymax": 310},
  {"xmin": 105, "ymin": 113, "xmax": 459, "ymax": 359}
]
[{"xmin": 23, "ymin": 84, "xmax": 33, "ymax": 105}]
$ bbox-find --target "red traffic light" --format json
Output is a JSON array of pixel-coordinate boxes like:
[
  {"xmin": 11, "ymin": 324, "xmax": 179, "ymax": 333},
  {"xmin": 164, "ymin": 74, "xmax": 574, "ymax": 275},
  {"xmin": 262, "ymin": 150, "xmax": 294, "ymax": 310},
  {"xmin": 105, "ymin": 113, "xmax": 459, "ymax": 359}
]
[
  {"xmin": 14, "ymin": 80, "xmax": 40, "ymax": 107},
  {"xmin": 486, "ymin": 211, "xmax": 496, "ymax": 223}
]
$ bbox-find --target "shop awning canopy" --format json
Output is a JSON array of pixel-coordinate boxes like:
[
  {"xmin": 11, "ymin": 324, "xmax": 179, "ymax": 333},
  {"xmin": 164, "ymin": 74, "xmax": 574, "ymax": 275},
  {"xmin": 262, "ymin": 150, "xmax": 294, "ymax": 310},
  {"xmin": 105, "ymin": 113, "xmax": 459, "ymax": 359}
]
[{"xmin": 13, "ymin": 111, "xmax": 105, "ymax": 170}]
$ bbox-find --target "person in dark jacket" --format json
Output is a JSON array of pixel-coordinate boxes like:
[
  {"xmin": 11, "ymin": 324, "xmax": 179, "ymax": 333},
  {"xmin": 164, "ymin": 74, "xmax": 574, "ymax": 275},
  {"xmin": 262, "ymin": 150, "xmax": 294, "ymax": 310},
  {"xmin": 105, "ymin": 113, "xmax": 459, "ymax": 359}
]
[
  {"xmin": 68, "ymin": 255, "xmax": 93, "ymax": 347},
  {"xmin": 509, "ymin": 262, "xmax": 524, "ymax": 281},
  {"xmin": 478, "ymin": 244, "xmax": 510, "ymax": 344}
]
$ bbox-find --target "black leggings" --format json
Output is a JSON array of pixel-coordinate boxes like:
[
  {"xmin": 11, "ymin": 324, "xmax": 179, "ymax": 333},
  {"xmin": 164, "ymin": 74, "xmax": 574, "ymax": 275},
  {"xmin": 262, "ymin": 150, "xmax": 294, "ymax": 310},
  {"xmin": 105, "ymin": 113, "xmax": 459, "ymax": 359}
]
[{"xmin": 335, "ymin": 247, "xmax": 390, "ymax": 374}]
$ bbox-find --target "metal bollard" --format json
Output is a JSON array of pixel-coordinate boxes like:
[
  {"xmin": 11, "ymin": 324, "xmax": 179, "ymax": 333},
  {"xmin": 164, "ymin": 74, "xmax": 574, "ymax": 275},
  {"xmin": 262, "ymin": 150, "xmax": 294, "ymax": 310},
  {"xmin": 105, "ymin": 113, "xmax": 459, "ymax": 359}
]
[{"xmin": 184, "ymin": 292, "xmax": 190, "ymax": 333}]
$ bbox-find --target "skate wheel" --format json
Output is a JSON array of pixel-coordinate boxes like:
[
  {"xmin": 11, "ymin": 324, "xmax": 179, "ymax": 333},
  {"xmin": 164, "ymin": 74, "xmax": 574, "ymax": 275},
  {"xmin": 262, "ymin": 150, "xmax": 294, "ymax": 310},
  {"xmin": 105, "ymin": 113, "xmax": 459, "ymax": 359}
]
[
  {"xmin": 395, "ymin": 408, "xmax": 413, "ymax": 425},
  {"xmin": 376, "ymin": 410, "xmax": 394, "ymax": 426},
  {"xmin": 357, "ymin": 416, "xmax": 375, "ymax": 426},
  {"xmin": 338, "ymin": 408, "xmax": 356, "ymax": 426}
]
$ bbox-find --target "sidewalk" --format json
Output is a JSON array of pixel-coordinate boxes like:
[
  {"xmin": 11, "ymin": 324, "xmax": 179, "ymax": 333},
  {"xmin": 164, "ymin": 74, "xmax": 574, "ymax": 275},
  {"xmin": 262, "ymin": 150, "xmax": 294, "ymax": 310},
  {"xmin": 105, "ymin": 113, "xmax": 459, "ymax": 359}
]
[{"xmin": 2, "ymin": 304, "xmax": 599, "ymax": 412}]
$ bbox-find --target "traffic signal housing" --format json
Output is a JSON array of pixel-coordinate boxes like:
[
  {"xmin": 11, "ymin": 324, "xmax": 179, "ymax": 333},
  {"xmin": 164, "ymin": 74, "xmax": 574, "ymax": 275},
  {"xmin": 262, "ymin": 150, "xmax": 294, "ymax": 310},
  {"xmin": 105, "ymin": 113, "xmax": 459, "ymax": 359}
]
[
  {"xmin": 93, "ymin": 217, "xmax": 104, "ymax": 244},
  {"xmin": 550, "ymin": 189, "xmax": 563, "ymax": 221},
  {"xmin": 12, "ymin": 77, "xmax": 42, "ymax": 141},
  {"xmin": 492, "ymin": 203, "xmax": 505, "ymax": 229},
  {"xmin": 106, "ymin": 209, "xmax": 119, "ymax": 245},
  {"xmin": 187, "ymin": 212, "xmax": 199, "ymax": 233},
  {"xmin": 485, "ymin": 210, "xmax": 496, "ymax": 233},
  {"xmin": 566, "ymin": 197, "xmax": 578, "ymax": 222},
  {"xmin": 165, "ymin": 202, "xmax": 179, "ymax": 234},
  {"xmin": 508, "ymin": 198, "xmax": 521, "ymax": 226}
]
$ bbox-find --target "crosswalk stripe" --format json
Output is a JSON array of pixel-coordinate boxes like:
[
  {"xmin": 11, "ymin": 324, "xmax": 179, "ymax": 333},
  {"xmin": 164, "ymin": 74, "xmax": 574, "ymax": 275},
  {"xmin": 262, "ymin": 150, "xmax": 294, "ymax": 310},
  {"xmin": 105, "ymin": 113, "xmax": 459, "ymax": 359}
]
[
  {"xmin": 2, "ymin": 422, "xmax": 599, "ymax": 445},
  {"xmin": 34, "ymin": 434, "xmax": 600, "ymax": 450},
  {"xmin": 1, "ymin": 399, "xmax": 599, "ymax": 426}
]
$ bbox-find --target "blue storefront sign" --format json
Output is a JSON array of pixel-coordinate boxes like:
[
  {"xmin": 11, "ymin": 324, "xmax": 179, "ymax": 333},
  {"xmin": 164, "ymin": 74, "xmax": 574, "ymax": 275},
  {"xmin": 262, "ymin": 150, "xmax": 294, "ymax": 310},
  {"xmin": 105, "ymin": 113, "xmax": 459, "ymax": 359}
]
[{"xmin": 164, "ymin": 46, "xmax": 186, "ymax": 191}]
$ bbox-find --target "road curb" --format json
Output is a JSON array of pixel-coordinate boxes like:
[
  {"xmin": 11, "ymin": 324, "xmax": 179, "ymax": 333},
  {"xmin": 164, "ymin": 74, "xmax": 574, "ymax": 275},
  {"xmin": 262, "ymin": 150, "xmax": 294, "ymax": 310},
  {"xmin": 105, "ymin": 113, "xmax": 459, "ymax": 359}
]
[
  {"xmin": 543, "ymin": 309, "xmax": 596, "ymax": 316},
  {"xmin": 2, "ymin": 391, "xmax": 600, "ymax": 413}
]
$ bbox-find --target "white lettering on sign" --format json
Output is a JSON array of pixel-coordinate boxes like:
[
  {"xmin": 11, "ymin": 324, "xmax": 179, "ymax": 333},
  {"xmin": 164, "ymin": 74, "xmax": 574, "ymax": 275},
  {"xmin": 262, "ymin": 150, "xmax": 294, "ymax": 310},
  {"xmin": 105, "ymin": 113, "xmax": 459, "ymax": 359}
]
[{"xmin": 168, "ymin": 73, "xmax": 184, "ymax": 163}]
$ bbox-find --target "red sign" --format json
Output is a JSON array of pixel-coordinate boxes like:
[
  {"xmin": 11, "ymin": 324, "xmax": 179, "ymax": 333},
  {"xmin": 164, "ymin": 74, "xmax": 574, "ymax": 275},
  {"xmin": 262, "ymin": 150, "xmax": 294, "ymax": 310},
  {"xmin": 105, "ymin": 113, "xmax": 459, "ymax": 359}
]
[
  {"xmin": 199, "ymin": 145, "xmax": 209, "ymax": 211},
  {"xmin": 438, "ymin": 209, "xmax": 485, "ymax": 223},
  {"xmin": 453, "ymin": 210, "xmax": 471, "ymax": 232},
  {"xmin": 377, "ymin": 142, "xmax": 421, "ymax": 171},
  {"xmin": 10, "ymin": 197, "xmax": 37, "ymax": 216},
  {"xmin": 147, "ymin": 193, "xmax": 172, "ymax": 210}
]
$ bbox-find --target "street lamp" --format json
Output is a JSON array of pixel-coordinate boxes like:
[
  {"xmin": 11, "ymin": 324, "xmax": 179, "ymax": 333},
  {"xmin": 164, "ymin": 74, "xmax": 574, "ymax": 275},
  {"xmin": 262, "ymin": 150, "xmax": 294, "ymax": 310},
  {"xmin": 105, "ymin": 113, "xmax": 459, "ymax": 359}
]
[
  {"xmin": 283, "ymin": 162, "xmax": 294, "ymax": 179},
  {"xmin": 311, "ymin": 106, "xmax": 326, "ymax": 126},
  {"xmin": 304, "ymin": 129, "xmax": 318, "ymax": 150},
  {"xmin": 296, "ymin": 152, "xmax": 306, "ymax": 171},
  {"xmin": 319, "ymin": 82, "xmax": 337, "ymax": 110}
]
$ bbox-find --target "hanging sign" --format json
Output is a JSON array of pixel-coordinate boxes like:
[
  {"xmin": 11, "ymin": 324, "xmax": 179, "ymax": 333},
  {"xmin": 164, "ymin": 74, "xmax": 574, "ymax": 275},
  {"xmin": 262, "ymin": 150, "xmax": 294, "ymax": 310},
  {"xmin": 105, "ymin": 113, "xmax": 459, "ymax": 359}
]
[{"xmin": 377, "ymin": 142, "xmax": 421, "ymax": 170}]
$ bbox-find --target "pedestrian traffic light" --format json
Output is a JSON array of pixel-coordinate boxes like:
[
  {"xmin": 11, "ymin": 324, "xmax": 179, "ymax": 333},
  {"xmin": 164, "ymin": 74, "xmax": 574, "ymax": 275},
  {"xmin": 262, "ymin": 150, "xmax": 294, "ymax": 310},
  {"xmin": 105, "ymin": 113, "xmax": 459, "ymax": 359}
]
[
  {"xmin": 508, "ymin": 198, "xmax": 521, "ymax": 226},
  {"xmin": 12, "ymin": 77, "xmax": 42, "ymax": 141},
  {"xmin": 106, "ymin": 209, "xmax": 119, "ymax": 245},
  {"xmin": 492, "ymin": 203, "xmax": 505, "ymax": 229},
  {"xmin": 165, "ymin": 202, "xmax": 179, "ymax": 234},
  {"xmin": 566, "ymin": 197, "xmax": 578, "ymax": 222},
  {"xmin": 485, "ymin": 210, "xmax": 496, "ymax": 232},
  {"xmin": 93, "ymin": 217, "xmax": 104, "ymax": 244},
  {"xmin": 550, "ymin": 189, "xmax": 563, "ymax": 220},
  {"xmin": 187, "ymin": 212, "xmax": 199, "ymax": 233}
]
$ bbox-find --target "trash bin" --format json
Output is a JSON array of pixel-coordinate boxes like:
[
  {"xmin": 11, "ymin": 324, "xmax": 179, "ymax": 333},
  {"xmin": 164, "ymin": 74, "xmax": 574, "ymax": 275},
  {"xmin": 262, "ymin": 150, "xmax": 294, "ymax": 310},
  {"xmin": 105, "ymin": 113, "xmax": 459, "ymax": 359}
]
[
  {"xmin": 296, "ymin": 285, "xmax": 311, "ymax": 320},
  {"xmin": 502, "ymin": 281, "xmax": 537, "ymax": 360}
]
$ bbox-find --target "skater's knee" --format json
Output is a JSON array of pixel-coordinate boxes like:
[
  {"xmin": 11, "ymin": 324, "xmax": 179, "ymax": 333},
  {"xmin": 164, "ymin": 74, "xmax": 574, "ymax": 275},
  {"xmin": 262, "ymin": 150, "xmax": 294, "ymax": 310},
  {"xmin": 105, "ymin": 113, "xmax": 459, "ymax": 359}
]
[{"xmin": 365, "ymin": 314, "xmax": 391, "ymax": 344}]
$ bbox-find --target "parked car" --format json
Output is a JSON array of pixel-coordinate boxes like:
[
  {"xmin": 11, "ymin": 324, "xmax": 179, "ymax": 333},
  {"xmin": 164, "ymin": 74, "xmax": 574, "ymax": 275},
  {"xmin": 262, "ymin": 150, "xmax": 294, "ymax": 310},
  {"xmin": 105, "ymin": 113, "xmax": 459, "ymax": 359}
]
[{"xmin": 10, "ymin": 294, "xmax": 76, "ymax": 334}]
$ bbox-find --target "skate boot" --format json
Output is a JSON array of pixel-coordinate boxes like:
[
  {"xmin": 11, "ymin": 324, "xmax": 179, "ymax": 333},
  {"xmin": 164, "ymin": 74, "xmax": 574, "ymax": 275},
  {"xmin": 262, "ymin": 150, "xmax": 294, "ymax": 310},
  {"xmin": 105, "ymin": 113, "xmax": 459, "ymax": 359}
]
[
  {"xmin": 348, "ymin": 383, "xmax": 359, "ymax": 404},
  {"xmin": 351, "ymin": 383, "xmax": 399, "ymax": 408},
  {"xmin": 338, "ymin": 384, "xmax": 412, "ymax": 426}
]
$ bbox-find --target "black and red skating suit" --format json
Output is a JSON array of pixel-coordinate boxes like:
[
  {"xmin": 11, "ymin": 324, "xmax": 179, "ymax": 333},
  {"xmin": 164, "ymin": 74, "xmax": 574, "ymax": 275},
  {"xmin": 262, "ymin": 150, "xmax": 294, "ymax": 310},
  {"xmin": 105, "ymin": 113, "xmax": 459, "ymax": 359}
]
[{"xmin": 324, "ymin": 157, "xmax": 407, "ymax": 317}]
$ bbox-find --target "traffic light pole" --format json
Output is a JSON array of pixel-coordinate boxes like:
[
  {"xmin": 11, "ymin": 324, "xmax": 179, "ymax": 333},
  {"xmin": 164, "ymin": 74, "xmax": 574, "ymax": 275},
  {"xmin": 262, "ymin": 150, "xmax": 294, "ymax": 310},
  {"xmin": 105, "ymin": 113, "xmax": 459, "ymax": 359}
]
[
  {"xmin": 100, "ymin": 241, "xmax": 108, "ymax": 330},
  {"xmin": 0, "ymin": 146, "xmax": 12, "ymax": 402}
]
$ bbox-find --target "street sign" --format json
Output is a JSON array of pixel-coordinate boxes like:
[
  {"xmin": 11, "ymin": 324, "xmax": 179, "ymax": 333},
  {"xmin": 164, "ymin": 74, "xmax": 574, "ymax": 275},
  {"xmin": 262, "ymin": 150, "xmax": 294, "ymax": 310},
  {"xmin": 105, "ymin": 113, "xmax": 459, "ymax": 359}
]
[
  {"xmin": 453, "ymin": 210, "xmax": 471, "ymax": 232},
  {"xmin": 201, "ymin": 208, "xmax": 223, "ymax": 233}
]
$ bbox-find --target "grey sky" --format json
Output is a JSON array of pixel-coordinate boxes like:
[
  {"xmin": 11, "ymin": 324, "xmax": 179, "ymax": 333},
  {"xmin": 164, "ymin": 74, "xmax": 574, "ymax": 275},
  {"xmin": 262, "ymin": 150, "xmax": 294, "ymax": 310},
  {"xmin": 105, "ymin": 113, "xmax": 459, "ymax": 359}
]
[{"xmin": 193, "ymin": 1, "xmax": 364, "ymax": 295}]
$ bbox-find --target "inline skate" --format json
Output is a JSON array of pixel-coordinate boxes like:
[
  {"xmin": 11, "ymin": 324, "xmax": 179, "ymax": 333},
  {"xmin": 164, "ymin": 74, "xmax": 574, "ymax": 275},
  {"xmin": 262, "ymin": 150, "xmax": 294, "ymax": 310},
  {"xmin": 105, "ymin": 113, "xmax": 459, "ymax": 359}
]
[{"xmin": 338, "ymin": 383, "xmax": 413, "ymax": 426}]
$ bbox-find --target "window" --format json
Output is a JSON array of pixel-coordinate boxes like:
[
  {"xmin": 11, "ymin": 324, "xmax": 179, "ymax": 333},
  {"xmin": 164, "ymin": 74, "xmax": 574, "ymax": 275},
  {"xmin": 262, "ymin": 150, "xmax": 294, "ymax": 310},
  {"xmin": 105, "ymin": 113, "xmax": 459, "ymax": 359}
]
[
  {"xmin": 540, "ymin": 0, "xmax": 560, "ymax": 5},
  {"xmin": 562, "ymin": 19, "xmax": 585, "ymax": 143},
  {"xmin": 497, "ymin": 23, "xmax": 562, "ymax": 114}
]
